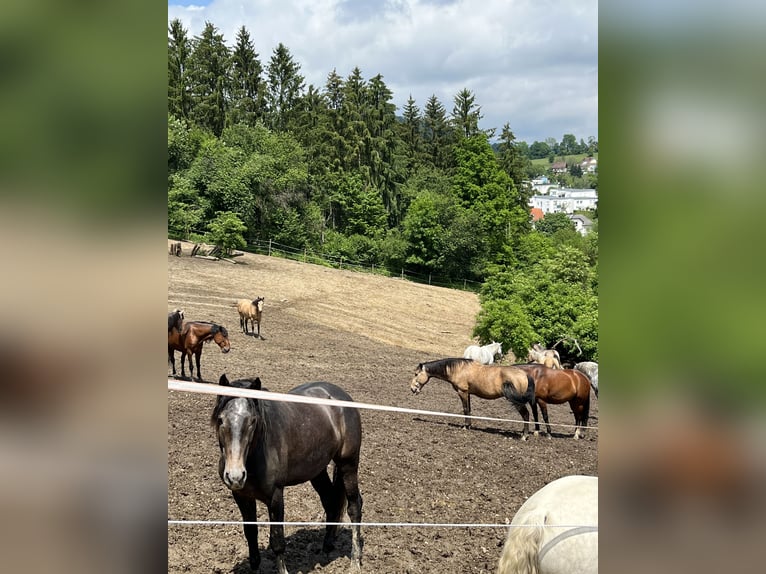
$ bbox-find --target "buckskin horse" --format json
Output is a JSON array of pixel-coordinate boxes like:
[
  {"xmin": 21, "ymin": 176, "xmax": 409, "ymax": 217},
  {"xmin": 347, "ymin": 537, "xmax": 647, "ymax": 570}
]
[
  {"xmin": 168, "ymin": 321, "xmax": 230, "ymax": 381},
  {"xmin": 212, "ymin": 375, "xmax": 363, "ymax": 574},
  {"xmin": 410, "ymin": 358, "xmax": 535, "ymax": 438},
  {"xmin": 510, "ymin": 364, "xmax": 591, "ymax": 439}
]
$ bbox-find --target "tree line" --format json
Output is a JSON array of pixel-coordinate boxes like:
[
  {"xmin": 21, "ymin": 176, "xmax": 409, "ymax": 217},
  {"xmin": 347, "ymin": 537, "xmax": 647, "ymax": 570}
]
[{"xmin": 167, "ymin": 19, "xmax": 598, "ymax": 361}]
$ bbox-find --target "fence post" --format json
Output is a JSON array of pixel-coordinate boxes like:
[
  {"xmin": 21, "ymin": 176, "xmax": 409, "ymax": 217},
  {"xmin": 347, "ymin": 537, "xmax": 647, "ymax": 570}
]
[
  {"xmin": 340, "ymin": 256, "xmax": 343, "ymax": 269},
  {"xmin": 268, "ymin": 239, "xmax": 272, "ymax": 257},
  {"xmin": 303, "ymin": 248, "xmax": 307, "ymax": 262},
  {"xmin": 401, "ymin": 268, "xmax": 404, "ymax": 279},
  {"xmin": 428, "ymin": 273, "xmax": 432, "ymax": 285}
]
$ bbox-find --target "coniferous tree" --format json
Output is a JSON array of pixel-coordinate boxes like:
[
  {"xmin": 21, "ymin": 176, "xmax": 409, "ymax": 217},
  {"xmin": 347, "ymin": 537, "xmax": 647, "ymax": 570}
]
[
  {"xmin": 265, "ymin": 43, "xmax": 305, "ymax": 132},
  {"xmin": 168, "ymin": 19, "xmax": 192, "ymax": 119},
  {"xmin": 188, "ymin": 22, "xmax": 231, "ymax": 136},
  {"xmin": 365, "ymin": 74, "xmax": 401, "ymax": 223},
  {"xmin": 423, "ymin": 94, "xmax": 453, "ymax": 170},
  {"xmin": 400, "ymin": 95, "xmax": 423, "ymax": 175},
  {"xmin": 341, "ymin": 67, "xmax": 369, "ymax": 172},
  {"xmin": 228, "ymin": 26, "xmax": 264, "ymax": 127},
  {"xmin": 497, "ymin": 123, "xmax": 532, "ymax": 192},
  {"xmin": 451, "ymin": 88, "xmax": 483, "ymax": 138}
]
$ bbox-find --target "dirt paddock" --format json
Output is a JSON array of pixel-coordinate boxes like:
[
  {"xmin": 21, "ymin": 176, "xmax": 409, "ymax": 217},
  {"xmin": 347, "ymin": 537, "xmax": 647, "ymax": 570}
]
[{"xmin": 168, "ymin": 243, "xmax": 598, "ymax": 573}]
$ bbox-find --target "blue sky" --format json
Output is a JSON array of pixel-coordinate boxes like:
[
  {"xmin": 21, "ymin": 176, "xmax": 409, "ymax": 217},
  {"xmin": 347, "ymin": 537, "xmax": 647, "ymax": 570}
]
[{"xmin": 167, "ymin": 0, "xmax": 597, "ymax": 144}]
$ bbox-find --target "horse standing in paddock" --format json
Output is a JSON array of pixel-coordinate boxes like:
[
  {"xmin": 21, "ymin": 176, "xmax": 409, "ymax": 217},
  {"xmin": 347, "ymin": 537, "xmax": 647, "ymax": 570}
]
[
  {"xmin": 511, "ymin": 364, "xmax": 591, "ymax": 439},
  {"xmin": 169, "ymin": 241, "xmax": 182, "ymax": 256},
  {"xmin": 236, "ymin": 297, "xmax": 265, "ymax": 338},
  {"xmin": 168, "ymin": 309, "xmax": 184, "ymax": 333},
  {"xmin": 463, "ymin": 341, "xmax": 503, "ymax": 364},
  {"xmin": 574, "ymin": 361, "xmax": 599, "ymax": 398},
  {"xmin": 212, "ymin": 375, "xmax": 363, "ymax": 574},
  {"xmin": 527, "ymin": 344, "xmax": 562, "ymax": 369},
  {"xmin": 497, "ymin": 475, "xmax": 598, "ymax": 574},
  {"xmin": 168, "ymin": 321, "xmax": 230, "ymax": 381},
  {"xmin": 410, "ymin": 358, "xmax": 536, "ymax": 438}
]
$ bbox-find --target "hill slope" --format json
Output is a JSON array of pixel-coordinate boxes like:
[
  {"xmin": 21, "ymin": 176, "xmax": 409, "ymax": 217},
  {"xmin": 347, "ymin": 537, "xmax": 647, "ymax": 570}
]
[{"xmin": 168, "ymin": 240, "xmax": 481, "ymax": 357}]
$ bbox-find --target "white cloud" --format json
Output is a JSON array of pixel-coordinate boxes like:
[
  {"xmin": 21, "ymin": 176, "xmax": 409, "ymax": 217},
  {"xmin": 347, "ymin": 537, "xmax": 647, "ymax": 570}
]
[{"xmin": 167, "ymin": 0, "xmax": 597, "ymax": 142}]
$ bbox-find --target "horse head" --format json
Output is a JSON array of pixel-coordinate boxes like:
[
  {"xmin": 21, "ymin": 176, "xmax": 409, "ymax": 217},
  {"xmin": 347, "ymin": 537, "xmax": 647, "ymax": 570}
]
[
  {"xmin": 253, "ymin": 297, "xmax": 264, "ymax": 312},
  {"xmin": 213, "ymin": 374, "xmax": 261, "ymax": 491},
  {"xmin": 410, "ymin": 364, "xmax": 430, "ymax": 394},
  {"xmin": 212, "ymin": 325, "xmax": 231, "ymax": 353}
]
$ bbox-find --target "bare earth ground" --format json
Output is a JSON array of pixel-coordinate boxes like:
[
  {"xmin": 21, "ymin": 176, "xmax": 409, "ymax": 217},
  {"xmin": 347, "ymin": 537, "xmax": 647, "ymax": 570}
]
[{"xmin": 168, "ymin": 241, "xmax": 598, "ymax": 574}]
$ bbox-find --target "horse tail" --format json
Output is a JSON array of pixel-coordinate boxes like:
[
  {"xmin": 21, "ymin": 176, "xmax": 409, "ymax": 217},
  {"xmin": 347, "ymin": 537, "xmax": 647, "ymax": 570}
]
[
  {"xmin": 502, "ymin": 375, "xmax": 535, "ymax": 407},
  {"xmin": 497, "ymin": 522, "xmax": 543, "ymax": 574}
]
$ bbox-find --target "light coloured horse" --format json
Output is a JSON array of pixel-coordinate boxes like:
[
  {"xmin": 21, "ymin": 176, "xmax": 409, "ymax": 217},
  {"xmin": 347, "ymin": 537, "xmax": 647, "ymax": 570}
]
[
  {"xmin": 497, "ymin": 475, "xmax": 598, "ymax": 574},
  {"xmin": 527, "ymin": 344, "xmax": 562, "ymax": 369},
  {"xmin": 463, "ymin": 341, "xmax": 503, "ymax": 364},
  {"xmin": 574, "ymin": 362, "xmax": 598, "ymax": 397}
]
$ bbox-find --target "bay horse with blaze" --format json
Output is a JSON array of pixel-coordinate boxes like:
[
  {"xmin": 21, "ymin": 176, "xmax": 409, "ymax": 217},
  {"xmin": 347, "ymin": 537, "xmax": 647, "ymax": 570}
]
[
  {"xmin": 410, "ymin": 358, "xmax": 536, "ymax": 438},
  {"xmin": 168, "ymin": 320, "xmax": 230, "ymax": 381}
]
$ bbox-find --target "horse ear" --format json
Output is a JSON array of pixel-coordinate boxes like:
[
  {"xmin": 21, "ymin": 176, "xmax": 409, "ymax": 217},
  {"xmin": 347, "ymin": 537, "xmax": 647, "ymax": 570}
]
[
  {"xmin": 219, "ymin": 374, "xmax": 229, "ymax": 386},
  {"xmin": 252, "ymin": 377, "xmax": 262, "ymax": 390}
]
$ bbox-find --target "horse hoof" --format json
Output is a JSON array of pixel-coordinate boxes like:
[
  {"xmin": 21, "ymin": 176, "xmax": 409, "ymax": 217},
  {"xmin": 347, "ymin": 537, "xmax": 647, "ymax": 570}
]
[{"xmin": 520, "ymin": 435, "xmax": 528, "ymax": 441}]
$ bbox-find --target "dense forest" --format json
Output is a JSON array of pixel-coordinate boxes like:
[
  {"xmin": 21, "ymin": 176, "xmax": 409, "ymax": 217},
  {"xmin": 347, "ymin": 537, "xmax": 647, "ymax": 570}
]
[{"xmin": 168, "ymin": 20, "xmax": 598, "ymax": 361}]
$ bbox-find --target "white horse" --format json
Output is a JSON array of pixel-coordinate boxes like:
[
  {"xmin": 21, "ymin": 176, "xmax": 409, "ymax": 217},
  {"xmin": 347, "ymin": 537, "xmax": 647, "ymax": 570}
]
[
  {"xmin": 574, "ymin": 362, "xmax": 598, "ymax": 397},
  {"xmin": 527, "ymin": 344, "xmax": 562, "ymax": 369},
  {"xmin": 497, "ymin": 475, "xmax": 598, "ymax": 574},
  {"xmin": 463, "ymin": 341, "xmax": 503, "ymax": 364}
]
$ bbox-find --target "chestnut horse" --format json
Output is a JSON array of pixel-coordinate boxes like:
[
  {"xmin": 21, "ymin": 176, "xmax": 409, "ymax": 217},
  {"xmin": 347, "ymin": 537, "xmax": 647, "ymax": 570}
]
[
  {"xmin": 168, "ymin": 321, "xmax": 230, "ymax": 381},
  {"xmin": 511, "ymin": 364, "xmax": 591, "ymax": 439},
  {"xmin": 212, "ymin": 375, "xmax": 363, "ymax": 574},
  {"xmin": 410, "ymin": 358, "xmax": 536, "ymax": 438}
]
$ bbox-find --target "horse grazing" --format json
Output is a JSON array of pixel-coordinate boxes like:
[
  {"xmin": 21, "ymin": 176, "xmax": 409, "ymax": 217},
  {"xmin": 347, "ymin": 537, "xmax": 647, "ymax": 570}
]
[
  {"xmin": 497, "ymin": 475, "xmax": 598, "ymax": 574},
  {"xmin": 410, "ymin": 358, "xmax": 536, "ymax": 438},
  {"xmin": 212, "ymin": 375, "xmax": 363, "ymax": 574},
  {"xmin": 463, "ymin": 341, "xmax": 503, "ymax": 364},
  {"xmin": 574, "ymin": 362, "xmax": 598, "ymax": 398},
  {"xmin": 168, "ymin": 309, "xmax": 184, "ymax": 333},
  {"xmin": 236, "ymin": 297, "xmax": 265, "ymax": 338},
  {"xmin": 527, "ymin": 344, "xmax": 562, "ymax": 369},
  {"xmin": 168, "ymin": 321, "xmax": 230, "ymax": 381},
  {"xmin": 511, "ymin": 364, "xmax": 591, "ymax": 439}
]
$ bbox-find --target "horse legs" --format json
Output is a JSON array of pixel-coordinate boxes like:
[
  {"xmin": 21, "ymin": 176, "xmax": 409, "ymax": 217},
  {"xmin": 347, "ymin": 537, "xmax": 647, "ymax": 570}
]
[
  {"xmin": 266, "ymin": 487, "xmax": 289, "ymax": 574},
  {"xmin": 232, "ymin": 491, "xmax": 261, "ymax": 572},
  {"xmin": 537, "ymin": 400, "xmax": 553, "ymax": 438},
  {"xmin": 514, "ymin": 404, "xmax": 531, "ymax": 440},
  {"xmin": 168, "ymin": 347, "xmax": 176, "ymax": 376},
  {"xmin": 458, "ymin": 391, "xmax": 472, "ymax": 428},
  {"xmin": 180, "ymin": 350, "xmax": 189, "ymax": 379},
  {"xmin": 337, "ymin": 460, "xmax": 363, "ymax": 572},
  {"xmin": 240, "ymin": 315, "xmax": 247, "ymax": 335},
  {"xmin": 310, "ymin": 468, "xmax": 344, "ymax": 553},
  {"xmin": 193, "ymin": 349, "xmax": 202, "ymax": 382},
  {"xmin": 570, "ymin": 395, "xmax": 591, "ymax": 439}
]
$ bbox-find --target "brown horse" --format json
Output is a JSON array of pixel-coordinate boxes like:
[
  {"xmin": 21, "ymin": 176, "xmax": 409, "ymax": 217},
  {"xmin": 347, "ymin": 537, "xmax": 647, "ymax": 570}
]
[
  {"xmin": 410, "ymin": 358, "xmax": 536, "ymax": 438},
  {"xmin": 512, "ymin": 364, "xmax": 591, "ymax": 439},
  {"xmin": 168, "ymin": 321, "xmax": 230, "ymax": 381}
]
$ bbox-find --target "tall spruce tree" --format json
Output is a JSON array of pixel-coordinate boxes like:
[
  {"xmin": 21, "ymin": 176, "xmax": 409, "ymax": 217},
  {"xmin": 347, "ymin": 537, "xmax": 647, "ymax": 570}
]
[
  {"xmin": 228, "ymin": 26, "xmax": 264, "ymax": 127},
  {"xmin": 265, "ymin": 43, "xmax": 305, "ymax": 132},
  {"xmin": 423, "ymin": 94, "xmax": 453, "ymax": 170},
  {"xmin": 400, "ymin": 95, "xmax": 423, "ymax": 175},
  {"xmin": 168, "ymin": 19, "xmax": 192, "ymax": 120},
  {"xmin": 497, "ymin": 123, "xmax": 531, "ymax": 190},
  {"xmin": 188, "ymin": 22, "xmax": 231, "ymax": 136},
  {"xmin": 451, "ymin": 88, "xmax": 483, "ymax": 138}
]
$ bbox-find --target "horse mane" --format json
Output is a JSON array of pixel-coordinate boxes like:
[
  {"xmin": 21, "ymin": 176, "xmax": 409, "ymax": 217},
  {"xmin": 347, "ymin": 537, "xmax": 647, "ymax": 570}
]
[
  {"xmin": 211, "ymin": 324, "xmax": 228, "ymax": 337},
  {"xmin": 422, "ymin": 358, "xmax": 473, "ymax": 378}
]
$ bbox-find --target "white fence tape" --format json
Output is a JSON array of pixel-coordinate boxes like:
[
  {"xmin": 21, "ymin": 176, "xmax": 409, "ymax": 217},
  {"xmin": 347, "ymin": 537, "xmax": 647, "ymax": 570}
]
[
  {"xmin": 168, "ymin": 379, "xmax": 599, "ymax": 431},
  {"xmin": 168, "ymin": 520, "xmax": 596, "ymax": 529}
]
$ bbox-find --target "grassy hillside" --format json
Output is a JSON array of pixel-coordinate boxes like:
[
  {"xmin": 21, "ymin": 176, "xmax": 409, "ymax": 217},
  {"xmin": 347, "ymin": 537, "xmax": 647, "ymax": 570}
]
[{"xmin": 530, "ymin": 152, "xmax": 598, "ymax": 167}]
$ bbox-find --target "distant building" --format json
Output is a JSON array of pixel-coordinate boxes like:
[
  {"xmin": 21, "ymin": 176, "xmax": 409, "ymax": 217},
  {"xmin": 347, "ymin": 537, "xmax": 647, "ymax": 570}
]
[
  {"xmin": 529, "ymin": 188, "xmax": 598, "ymax": 214},
  {"xmin": 568, "ymin": 213, "xmax": 595, "ymax": 235},
  {"xmin": 579, "ymin": 157, "xmax": 598, "ymax": 173},
  {"xmin": 550, "ymin": 161, "xmax": 568, "ymax": 174}
]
